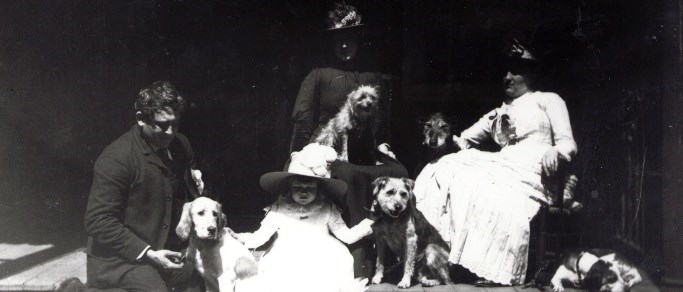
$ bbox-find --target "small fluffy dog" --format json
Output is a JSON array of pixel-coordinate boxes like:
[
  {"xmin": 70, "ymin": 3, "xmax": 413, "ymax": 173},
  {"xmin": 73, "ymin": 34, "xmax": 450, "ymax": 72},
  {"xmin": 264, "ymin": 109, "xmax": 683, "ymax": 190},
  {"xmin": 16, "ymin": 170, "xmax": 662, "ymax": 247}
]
[
  {"xmin": 550, "ymin": 249, "xmax": 642, "ymax": 292},
  {"xmin": 315, "ymin": 85, "xmax": 381, "ymax": 161},
  {"xmin": 176, "ymin": 197, "xmax": 261, "ymax": 292},
  {"xmin": 370, "ymin": 177, "xmax": 452, "ymax": 288},
  {"xmin": 414, "ymin": 112, "xmax": 460, "ymax": 177}
]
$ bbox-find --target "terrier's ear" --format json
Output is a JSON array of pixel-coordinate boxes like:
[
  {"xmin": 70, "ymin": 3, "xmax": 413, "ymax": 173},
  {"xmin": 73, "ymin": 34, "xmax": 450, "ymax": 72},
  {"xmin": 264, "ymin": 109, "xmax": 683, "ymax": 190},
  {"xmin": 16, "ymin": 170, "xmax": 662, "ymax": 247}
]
[
  {"xmin": 176, "ymin": 202, "xmax": 193, "ymax": 241},
  {"xmin": 417, "ymin": 116, "xmax": 429, "ymax": 126},
  {"xmin": 370, "ymin": 85, "xmax": 381, "ymax": 98},
  {"xmin": 401, "ymin": 178, "xmax": 415, "ymax": 190},
  {"xmin": 216, "ymin": 202, "xmax": 227, "ymax": 230},
  {"xmin": 371, "ymin": 176, "xmax": 389, "ymax": 195}
]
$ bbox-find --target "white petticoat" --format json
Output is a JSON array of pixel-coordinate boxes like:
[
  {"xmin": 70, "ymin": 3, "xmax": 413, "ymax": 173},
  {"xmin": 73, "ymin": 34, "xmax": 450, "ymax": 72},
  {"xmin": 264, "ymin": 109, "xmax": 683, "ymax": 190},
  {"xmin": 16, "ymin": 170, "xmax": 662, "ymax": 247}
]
[{"xmin": 256, "ymin": 217, "xmax": 358, "ymax": 292}]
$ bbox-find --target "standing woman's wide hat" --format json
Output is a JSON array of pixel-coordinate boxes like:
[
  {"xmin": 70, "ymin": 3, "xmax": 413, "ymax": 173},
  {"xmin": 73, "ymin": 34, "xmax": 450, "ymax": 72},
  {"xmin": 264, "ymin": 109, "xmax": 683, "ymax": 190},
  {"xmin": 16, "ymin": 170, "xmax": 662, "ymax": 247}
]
[{"xmin": 260, "ymin": 143, "xmax": 348, "ymax": 197}]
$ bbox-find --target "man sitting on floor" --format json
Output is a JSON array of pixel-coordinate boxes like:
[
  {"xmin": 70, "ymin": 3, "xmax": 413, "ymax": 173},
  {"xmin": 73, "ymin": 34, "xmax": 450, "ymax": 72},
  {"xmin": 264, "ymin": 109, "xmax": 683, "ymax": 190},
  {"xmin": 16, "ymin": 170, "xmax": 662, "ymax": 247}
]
[{"xmin": 84, "ymin": 81, "xmax": 204, "ymax": 291}]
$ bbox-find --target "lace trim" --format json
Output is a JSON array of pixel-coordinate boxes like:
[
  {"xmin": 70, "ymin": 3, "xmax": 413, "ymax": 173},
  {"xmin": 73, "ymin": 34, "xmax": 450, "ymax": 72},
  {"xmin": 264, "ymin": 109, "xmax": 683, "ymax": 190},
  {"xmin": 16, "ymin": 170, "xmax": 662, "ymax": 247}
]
[{"xmin": 273, "ymin": 200, "xmax": 325, "ymax": 219}]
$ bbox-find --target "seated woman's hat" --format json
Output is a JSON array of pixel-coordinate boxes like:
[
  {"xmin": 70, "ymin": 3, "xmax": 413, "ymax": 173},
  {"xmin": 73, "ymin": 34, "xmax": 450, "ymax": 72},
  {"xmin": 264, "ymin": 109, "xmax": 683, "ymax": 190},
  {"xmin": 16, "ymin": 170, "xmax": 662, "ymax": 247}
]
[
  {"xmin": 499, "ymin": 33, "xmax": 542, "ymax": 76},
  {"xmin": 260, "ymin": 143, "xmax": 348, "ymax": 197}
]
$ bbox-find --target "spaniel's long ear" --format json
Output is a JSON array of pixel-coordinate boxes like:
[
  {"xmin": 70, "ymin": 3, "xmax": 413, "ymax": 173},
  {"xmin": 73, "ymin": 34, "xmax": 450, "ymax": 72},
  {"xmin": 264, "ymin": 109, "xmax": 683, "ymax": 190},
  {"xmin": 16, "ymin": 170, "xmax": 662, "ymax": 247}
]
[
  {"xmin": 216, "ymin": 201, "xmax": 228, "ymax": 231},
  {"xmin": 176, "ymin": 202, "xmax": 193, "ymax": 241},
  {"xmin": 219, "ymin": 212, "xmax": 228, "ymax": 231}
]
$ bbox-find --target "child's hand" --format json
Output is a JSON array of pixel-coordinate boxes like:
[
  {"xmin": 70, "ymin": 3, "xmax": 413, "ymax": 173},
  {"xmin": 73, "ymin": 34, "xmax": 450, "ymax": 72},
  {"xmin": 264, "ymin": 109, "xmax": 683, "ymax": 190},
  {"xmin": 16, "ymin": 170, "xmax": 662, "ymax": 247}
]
[{"xmin": 360, "ymin": 218, "xmax": 374, "ymax": 225}]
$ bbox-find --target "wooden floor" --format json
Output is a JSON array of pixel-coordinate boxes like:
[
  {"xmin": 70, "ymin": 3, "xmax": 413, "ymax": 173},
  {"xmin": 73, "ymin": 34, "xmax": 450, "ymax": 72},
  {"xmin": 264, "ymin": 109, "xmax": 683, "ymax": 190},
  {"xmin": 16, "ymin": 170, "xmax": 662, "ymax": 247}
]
[
  {"xmin": 0, "ymin": 243, "xmax": 661, "ymax": 292},
  {"xmin": 368, "ymin": 283, "xmax": 544, "ymax": 292},
  {"xmin": 0, "ymin": 246, "xmax": 85, "ymax": 291}
]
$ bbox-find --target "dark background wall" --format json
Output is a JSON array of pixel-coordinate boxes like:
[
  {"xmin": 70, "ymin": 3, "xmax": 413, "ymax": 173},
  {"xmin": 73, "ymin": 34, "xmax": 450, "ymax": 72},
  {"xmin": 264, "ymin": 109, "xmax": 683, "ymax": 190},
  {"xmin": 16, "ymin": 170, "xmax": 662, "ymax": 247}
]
[{"xmin": 0, "ymin": 0, "xmax": 674, "ymax": 281}]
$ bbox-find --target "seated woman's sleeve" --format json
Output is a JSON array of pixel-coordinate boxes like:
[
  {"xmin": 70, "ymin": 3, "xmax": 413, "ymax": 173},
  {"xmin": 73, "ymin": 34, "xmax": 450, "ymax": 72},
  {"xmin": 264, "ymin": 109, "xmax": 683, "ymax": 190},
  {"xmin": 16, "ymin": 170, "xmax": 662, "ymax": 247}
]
[
  {"xmin": 327, "ymin": 205, "xmax": 373, "ymax": 244},
  {"xmin": 244, "ymin": 211, "xmax": 280, "ymax": 249},
  {"xmin": 541, "ymin": 93, "xmax": 578, "ymax": 161},
  {"xmin": 458, "ymin": 110, "xmax": 496, "ymax": 149},
  {"xmin": 290, "ymin": 69, "xmax": 320, "ymax": 153}
]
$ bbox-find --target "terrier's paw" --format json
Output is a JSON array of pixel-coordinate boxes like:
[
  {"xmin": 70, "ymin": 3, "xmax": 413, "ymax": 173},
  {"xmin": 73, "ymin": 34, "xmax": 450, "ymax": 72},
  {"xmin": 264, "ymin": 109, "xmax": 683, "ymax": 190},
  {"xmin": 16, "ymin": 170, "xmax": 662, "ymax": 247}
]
[
  {"xmin": 371, "ymin": 274, "xmax": 383, "ymax": 285},
  {"xmin": 552, "ymin": 285, "xmax": 565, "ymax": 292},
  {"xmin": 420, "ymin": 279, "xmax": 440, "ymax": 287},
  {"xmin": 397, "ymin": 277, "xmax": 411, "ymax": 289}
]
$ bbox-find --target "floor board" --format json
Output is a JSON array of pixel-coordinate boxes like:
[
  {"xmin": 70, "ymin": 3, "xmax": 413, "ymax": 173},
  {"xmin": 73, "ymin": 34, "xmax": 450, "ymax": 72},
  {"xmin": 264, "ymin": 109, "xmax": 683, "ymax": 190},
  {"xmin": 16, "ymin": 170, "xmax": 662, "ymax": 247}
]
[{"xmin": 0, "ymin": 248, "xmax": 85, "ymax": 291}]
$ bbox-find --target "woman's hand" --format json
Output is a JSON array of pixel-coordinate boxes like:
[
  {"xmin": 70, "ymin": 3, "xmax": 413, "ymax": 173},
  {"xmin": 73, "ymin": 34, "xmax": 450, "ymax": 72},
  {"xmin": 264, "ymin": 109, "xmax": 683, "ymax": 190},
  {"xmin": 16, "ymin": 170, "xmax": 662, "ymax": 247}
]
[
  {"xmin": 378, "ymin": 143, "xmax": 396, "ymax": 159},
  {"xmin": 541, "ymin": 148, "xmax": 561, "ymax": 177},
  {"xmin": 452, "ymin": 135, "xmax": 466, "ymax": 151}
]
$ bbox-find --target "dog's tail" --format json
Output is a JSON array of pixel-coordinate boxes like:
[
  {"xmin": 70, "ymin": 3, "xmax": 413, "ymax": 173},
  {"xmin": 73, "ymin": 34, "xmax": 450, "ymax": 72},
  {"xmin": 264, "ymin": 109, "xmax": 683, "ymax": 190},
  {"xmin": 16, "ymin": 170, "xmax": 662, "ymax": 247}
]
[{"xmin": 235, "ymin": 256, "xmax": 259, "ymax": 279}]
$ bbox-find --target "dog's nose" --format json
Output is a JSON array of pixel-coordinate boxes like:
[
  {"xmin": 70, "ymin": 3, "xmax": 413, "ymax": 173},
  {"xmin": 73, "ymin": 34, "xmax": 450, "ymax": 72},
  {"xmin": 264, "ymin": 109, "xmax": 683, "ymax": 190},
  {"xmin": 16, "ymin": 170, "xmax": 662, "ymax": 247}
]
[
  {"xmin": 393, "ymin": 203, "xmax": 403, "ymax": 211},
  {"xmin": 207, "ymin": 226, "xmax": 217, "ymax": 234},
  {"xmin": 429, "ymin": 138, "xmax": 438, "ymax": 146}
]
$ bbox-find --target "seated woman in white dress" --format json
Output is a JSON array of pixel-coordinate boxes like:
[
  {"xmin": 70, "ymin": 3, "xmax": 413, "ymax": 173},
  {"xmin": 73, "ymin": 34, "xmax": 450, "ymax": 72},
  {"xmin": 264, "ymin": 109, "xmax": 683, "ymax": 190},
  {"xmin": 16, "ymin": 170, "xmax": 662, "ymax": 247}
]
[
  {"xmin": 241, "ymin": 143, "xmax": 374, "ymax": 292},
  {"xmin": 414, "ymin": 39, "xmax": 577, "ymax": 286}
]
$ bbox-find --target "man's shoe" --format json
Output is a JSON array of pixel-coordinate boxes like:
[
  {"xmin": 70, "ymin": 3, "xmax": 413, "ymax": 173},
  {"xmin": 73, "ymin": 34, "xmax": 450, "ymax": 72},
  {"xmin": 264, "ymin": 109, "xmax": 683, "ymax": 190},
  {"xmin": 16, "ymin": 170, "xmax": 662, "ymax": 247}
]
[{"xmin": 55, "ymin": 277, "xmax": 86, "ymax": 292}]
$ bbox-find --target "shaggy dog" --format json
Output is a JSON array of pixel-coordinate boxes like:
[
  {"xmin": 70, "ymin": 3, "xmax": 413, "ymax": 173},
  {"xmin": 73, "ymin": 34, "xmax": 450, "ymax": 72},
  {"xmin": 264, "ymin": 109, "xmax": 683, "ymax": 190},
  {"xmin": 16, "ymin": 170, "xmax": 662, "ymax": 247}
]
[
  {"xmin": 549, "ymin": 249, "xmax": 642, "ymax": 292},
  {"xmin": 414, "ymin": 112, "xmax": 460, "ymax": 177},
  {"xmin": 176, "ymin": 197, "xmax": 261, "ymax": 292},
  {"xmin": 315, "ymin": 85, "xmax": 381, "ymax": 161},
  {"xmin": 370, "ymin": 177, "xmax": 452, "ymax": 288}
]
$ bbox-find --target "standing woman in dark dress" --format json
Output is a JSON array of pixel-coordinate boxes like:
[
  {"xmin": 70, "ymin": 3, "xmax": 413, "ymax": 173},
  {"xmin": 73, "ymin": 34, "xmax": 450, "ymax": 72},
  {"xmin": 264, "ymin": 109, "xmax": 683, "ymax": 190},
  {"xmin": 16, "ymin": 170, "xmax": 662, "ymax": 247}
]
[{"xmin": 289, "ymin": 1, "xmax": 408, "ymax": 278}]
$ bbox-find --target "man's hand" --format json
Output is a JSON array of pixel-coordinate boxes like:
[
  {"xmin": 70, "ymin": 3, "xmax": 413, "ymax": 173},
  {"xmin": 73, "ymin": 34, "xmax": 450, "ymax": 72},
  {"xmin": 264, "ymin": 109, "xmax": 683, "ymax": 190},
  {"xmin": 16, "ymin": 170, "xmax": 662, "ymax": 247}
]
[
  {"xmin": 377, "ymin": 144, "xmax": 396, "ymax": 159},
  {"xmin": 541, "ymin": 148, "xmax": 562, "ymax": 177},
  {"xmin": 145, "ymin": 249, "xmax": 184, "ymax": 270}
]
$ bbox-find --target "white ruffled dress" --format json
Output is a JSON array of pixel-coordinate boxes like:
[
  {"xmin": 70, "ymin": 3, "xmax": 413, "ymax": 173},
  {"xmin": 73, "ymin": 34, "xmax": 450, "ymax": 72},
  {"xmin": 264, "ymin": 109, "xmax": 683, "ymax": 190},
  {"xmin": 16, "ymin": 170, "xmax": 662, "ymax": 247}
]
[
  {"xmin": 414, "ymin": 91, "xmax": 577, "ymax": 285},
  {"xmin": 244, "ymin": 199, "xmax": 373, "ymax": 292}
]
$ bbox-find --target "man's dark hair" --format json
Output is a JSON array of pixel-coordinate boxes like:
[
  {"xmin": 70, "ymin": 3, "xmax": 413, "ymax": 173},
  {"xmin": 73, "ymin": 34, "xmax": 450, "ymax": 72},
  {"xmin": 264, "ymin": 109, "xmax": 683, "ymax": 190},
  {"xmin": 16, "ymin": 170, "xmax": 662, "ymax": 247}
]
[{"xmin": 135, "ymin": 81, "xmax": 186, "ymax": 121}]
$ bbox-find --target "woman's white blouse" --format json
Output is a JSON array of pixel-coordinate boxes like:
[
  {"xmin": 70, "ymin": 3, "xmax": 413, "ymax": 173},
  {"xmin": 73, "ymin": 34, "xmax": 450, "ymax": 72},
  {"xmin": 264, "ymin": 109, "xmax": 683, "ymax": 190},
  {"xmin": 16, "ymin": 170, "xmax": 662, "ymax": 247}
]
[{"xmin": 458, "ymin": 91, "xmax": 577, "ymax": 161}]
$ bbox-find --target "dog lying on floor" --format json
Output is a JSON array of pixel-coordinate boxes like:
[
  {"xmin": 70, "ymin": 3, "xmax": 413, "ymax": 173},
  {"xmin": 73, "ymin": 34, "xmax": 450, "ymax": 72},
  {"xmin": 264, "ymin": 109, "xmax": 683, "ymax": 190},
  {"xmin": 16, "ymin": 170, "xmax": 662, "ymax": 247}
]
[
  {"xmin": 176, "ymin": 197, "xmax": 262, "ymax": 292},
  {"xmin": 414, "ymin": 112, "xmax": 460, "ymax": 177},
  {"xmin": 370, "ymin": 177, "xmax": 452, "ymax": 288},
  {"xmin": 315, "ymin": 85, "xmax": 382, "ymax": 162},
  {"xmin": 550, "ymin": 249, "xmax": 643, "ymax": 292}
]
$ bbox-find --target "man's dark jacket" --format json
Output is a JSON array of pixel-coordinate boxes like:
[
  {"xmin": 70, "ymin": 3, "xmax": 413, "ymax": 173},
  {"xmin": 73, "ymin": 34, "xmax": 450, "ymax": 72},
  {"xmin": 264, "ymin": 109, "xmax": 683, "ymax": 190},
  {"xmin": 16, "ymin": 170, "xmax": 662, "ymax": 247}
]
[{"xmin": 84, "ymin": 125, "xmax": 199, "ymax": 279}]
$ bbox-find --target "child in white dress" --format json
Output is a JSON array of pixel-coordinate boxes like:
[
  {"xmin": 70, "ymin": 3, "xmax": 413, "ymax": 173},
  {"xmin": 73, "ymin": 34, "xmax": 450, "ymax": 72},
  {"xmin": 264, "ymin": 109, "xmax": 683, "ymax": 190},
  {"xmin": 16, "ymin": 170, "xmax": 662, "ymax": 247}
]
[{"xmin": 240, "ymin": 143, "xmax": 374, "ymax": 292}]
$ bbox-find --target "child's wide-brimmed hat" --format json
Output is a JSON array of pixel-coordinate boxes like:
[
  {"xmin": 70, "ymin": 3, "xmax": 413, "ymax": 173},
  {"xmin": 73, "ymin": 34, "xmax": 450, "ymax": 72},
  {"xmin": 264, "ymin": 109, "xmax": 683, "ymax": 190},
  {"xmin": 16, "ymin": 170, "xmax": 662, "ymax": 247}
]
[{"xmin": 260, "ymin": 143, "xmax": 348, "ymax": 197}]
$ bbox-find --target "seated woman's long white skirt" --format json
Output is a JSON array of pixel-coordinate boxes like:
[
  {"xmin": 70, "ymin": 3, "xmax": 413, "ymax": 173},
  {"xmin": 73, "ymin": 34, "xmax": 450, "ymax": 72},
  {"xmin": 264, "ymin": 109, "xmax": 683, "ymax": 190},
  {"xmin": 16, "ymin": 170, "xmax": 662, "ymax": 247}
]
[{"xmin": 415, "ymin": 147, "xmax": 549, "ymax": 285}]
